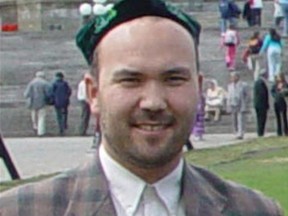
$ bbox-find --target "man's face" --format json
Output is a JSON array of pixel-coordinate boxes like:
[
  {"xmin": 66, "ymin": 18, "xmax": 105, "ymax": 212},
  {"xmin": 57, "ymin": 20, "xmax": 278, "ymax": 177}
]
[{"xmin": 92, "ymin": 17, "xmax": 199, "ymax": 169}]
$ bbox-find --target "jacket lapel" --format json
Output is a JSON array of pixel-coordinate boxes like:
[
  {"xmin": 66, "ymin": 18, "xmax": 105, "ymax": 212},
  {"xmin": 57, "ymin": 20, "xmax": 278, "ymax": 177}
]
[
  {"xmin": 64, "ymin": 152, "xmax": 117, "ymax": 216},
  {"xmin": 182, "ymin": 163, "xmax": 227, "ymax": 216}
]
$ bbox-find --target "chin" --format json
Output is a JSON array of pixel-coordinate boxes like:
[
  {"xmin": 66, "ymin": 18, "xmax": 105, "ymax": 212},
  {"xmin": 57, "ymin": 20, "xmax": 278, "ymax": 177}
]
[{"xmin": 129, "ymin": 140, "xmax": 182, "ymax": 166}]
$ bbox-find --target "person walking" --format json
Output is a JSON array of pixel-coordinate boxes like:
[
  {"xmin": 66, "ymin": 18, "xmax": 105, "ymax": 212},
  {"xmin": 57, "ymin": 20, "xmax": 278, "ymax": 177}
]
[
  {"xmin": 77, "ymin": 73, "xmax": 92, "ymax": 136},
  {"xmin": 245, "ymin": 31, "xmax": 263, "ymax": 80},
  {"xmin": 218, "ymin": 0, "xmax": 241, "ymax": 33},
  {"xmin": 274, "ymin": 0, "xmax": 284, "ymax": 28},
  {"xmin": 253, "ymin": 69, "xmax": 270, "ymax": 137},
  {"xmin": 271, "ymin": 73, "xmax": 288, "ymax": 136},
  {"xmin": 259, "ymin": 28, "xmax": 283, "ymax": 82},
  {"xmin": 242, "ymin": 0, "xmax": 253, "ymax": 27},
  {"xmin": 279, "ymin": 0, "xmax": 288, "ymax": 37},
  {"xmin": 52, "ymin": 71, "xmax": 71, "ymax": 135},
  {"xmin": 249, "ymin": 0, "xmax": 263, "ymax": 26},
  {"xmin": 227, "ymin": 72, "xmax": 250, "ymax": 139},
  {"xmin": 24, "ymin": 71, "xmax": 51, "ymax": 136},
  {"xmin": 222, "ymin": 24, "xmax": 240, "ymax": 71}
]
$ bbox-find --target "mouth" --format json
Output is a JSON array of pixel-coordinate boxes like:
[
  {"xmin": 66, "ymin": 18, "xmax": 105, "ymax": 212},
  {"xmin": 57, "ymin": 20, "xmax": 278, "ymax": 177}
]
[
  {"xmin": 136, "ymin": 124, "xmax": 169, "ymax": 132},
  {"xmin": 130, "ymin": 113, "xmax": 175, "ymax": 135},
  {"xmin": 131, "ymin": 121, "xmax": 174, "ymax": 136}
]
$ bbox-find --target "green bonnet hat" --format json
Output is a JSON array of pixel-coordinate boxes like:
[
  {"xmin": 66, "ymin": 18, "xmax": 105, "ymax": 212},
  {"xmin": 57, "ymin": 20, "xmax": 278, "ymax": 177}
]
[{"xmin": 76, "ymin": 0, "xmax": 201, "ymax": 65}]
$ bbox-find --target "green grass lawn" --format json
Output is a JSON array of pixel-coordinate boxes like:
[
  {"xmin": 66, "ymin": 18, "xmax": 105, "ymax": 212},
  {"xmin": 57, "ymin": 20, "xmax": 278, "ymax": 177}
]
[
  {"xmin": 1, "ymin": 136, "xmax": 287, "ymax": 214},
  {"xmin": 186, "ymin": 136, "xmax": 288, "ymax": 215}
]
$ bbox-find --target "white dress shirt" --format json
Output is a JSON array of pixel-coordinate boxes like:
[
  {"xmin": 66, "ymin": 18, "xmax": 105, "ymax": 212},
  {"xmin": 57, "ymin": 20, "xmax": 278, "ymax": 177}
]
[
  {"xmin": 99, "ymin": 145, "xmax": 185, "ymax": 216},
  {"xmin": 77, "ymin": 80, "xmax": 87, "ymax": 101}
]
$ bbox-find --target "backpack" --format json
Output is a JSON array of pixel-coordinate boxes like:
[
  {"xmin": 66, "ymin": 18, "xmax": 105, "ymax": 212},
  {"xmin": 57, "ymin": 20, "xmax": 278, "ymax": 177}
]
[
  {"xmin": 224, "ymin": 30, "xmax": 237, "ymax": 45},
  {"xmin": 219, "ymin": 0, "xmax": 231, "ymax": 19}
]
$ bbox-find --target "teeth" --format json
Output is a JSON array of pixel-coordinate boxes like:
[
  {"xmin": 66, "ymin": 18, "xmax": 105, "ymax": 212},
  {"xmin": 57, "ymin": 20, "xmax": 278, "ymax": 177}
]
[{"xmin": 138, "ymin": 125, "xmax": 165, "ymax": 131}]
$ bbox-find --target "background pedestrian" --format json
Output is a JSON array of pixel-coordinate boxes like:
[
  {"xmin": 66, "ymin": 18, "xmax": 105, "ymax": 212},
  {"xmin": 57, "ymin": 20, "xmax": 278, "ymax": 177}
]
[
  {"xmin": 253, "ymin": 69, "xmax": 269, "ymax": 137},
  {"xmin": 24, "ymin": 71, "xmax": 51, "ymax": 136},
  {"xmin": 77, "ymin": 73, "xmax": 92, "ymax": 136},
  {"xmin": 52, "ymin": 71, "xmax": 72, "ymax": 135},
  {"xmin": 271, "ymin": 73, "xmax": 288, "ymax": 136}
]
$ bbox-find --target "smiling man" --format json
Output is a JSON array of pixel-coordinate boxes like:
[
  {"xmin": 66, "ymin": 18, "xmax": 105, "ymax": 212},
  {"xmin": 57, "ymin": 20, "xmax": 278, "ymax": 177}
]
[
  {"xmin": 0, "ymin": 0, "xmax": 283, "ymax": 215},
  {"xmin": 96, "ymin": 16, "xmax": 198, "ymax": 180}
]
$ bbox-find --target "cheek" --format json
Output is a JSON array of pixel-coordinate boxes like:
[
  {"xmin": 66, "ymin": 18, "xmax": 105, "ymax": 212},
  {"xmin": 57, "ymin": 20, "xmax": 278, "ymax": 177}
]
[
  {"xmin": 169, "ymin": 87, "xmax": 198, "ymax": 113},
  {"xmin": 99, "ymin": 87, "xmax": 138, "ymax": 115}
]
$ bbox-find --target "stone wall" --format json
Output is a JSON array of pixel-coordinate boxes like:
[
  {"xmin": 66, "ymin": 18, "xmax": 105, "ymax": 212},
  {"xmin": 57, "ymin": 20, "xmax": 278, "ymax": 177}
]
[
  {"xmin": 0, "ymin": 0, "xmax": 84, "ymax": 31},
  {"xmin": 0, "ymin": 0, "xmax": 204, "ymax": 31},
  {"xmin": 0, "ymin": 1, "xmax": 17, "ymax": 24}
]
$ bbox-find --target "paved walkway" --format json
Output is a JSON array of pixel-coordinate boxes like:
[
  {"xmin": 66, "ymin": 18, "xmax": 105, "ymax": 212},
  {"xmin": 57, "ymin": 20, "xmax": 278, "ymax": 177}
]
[{"xmin": 0, "ymin": 133, "xmax": 274, "ymax": 182}]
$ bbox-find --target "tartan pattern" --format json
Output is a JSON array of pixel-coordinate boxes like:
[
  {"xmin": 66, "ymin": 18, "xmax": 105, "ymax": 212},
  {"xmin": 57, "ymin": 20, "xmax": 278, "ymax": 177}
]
[{"xmin": 0, "ymin": 152, "xmax": 283, "ymax": 216}]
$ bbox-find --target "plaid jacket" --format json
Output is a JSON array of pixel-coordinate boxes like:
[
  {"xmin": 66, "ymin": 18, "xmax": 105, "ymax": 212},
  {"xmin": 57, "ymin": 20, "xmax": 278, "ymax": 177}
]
[{"xmin": 0, "ymin": 152, "xmax": 283, "ymax": 216}]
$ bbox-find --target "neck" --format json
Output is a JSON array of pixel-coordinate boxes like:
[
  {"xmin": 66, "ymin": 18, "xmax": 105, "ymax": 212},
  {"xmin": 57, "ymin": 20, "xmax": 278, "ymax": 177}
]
[{"xmin": 124, "ymin": 155, "xmax": 182, "ymax": 184}]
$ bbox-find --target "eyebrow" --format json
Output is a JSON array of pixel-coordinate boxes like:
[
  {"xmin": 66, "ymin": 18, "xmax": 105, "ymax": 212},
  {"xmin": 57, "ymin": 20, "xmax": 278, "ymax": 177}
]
[
  {"xmin": 112, "ymin": 66, "xmax": 193, "ymax": 79},
  {"xmin": 112, "ymin": 69, "xmax": 143, "ymax": 80},
  {"xmin": 162, "ymin": 66, "xmax": 192, "ymax": 77}
]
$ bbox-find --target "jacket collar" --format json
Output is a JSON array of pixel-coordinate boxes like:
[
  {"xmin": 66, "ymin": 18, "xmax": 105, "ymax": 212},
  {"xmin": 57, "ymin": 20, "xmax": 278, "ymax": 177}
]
[
  {"xmin": 65, "ymin": 152, "xmax": 117, "ymax": 216},
  {"xmin": 65, "ymin": 152, "xmax": 227, "ymax": 216},
  {"xmin": 182, "ymin": 162, "xmax": 227, "ymax": 215}
]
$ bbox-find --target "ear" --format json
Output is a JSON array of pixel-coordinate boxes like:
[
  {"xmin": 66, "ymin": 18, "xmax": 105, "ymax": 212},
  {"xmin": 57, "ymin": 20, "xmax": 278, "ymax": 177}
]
[
  {"xmin": 86, "ymin": 78, "xmax": 100, "ymax": 115},
  {"xmin": 90, "ymin": 97, "xmax": 100, "ymax": 115}
]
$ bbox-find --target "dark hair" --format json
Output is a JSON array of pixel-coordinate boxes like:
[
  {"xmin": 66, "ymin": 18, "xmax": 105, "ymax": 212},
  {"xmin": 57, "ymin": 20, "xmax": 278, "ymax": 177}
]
[
  {"xmin": 55, "ymin": 72, "xmax": 64, "ymax": 78},
  {"xmin": 269, "ymin": 28, "xmax": 281, "ymax": 43},
  {"xmin": 251, "ymin": 31, "xmax": 260, "ymax": 40}
]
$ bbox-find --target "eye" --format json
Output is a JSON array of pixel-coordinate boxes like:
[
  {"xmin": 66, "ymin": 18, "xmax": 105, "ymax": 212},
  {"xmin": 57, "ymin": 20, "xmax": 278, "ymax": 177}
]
[
  {"xmin": 165, "ymin": 75, "xmax": 188, "ymax": 86},
  {"xmin": 118, "ymin": 77, "xmax": 141, "ymax": 87}
]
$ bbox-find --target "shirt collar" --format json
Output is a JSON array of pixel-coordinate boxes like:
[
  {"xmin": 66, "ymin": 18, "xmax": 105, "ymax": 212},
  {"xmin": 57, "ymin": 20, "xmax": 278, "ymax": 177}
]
[
  {"xmin": 153, "ymin": 158, "xmax": 184, "ymax": 215},
  {"xmin": 99, "ymin": 145, "xmax": 184, "ymax": 215}
]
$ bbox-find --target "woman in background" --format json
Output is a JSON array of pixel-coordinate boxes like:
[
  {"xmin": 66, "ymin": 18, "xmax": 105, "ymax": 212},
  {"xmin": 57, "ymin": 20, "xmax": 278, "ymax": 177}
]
[
  {"xmin": 205, "ymin": 79, "xmax": 227, "ymax": 122},
  {"xmin": 271, "ymin": 73, "xmax": 288, "ymax": 136},
  {"xmin": 193, "ymin": 74, "xmax": 205, "ymax": 141},
  {"xmin": 259, "ymin": 28, "xmax": 283, "ymax": 82}
]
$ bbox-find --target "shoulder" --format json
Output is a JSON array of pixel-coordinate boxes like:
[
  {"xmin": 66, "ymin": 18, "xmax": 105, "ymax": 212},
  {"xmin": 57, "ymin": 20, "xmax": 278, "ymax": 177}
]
[
  {"xmin": 0, "ymin": 156, "xmax": 105, "ymax": 216},
  {"xmin": 186, "ymin": 164, "xmax": 283, "ymax": 215},
  {"xmin": 0, "ymin": 171, "xmax": 77, "ymax": 215}
]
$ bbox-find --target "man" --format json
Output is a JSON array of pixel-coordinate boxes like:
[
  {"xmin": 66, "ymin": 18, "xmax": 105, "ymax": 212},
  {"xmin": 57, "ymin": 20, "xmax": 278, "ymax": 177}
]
[
  {"xmin": 254, "ymin": 69, "xmax": 270, "ymax": 137},
  {"xmin": 77, "ymin": 73, "xmax": 92, "ymax": 136},
  {"xmin": 0, "ymin": 0, "xmax": 283, "ymax": 215},
  {"xmin": 249, "ymin": 0, "xmax": 263, "ymax": 26},
  {"xmin": 52, "ymin": 71, "xmax": 71, "ymax": 135},
  {"xmin": 227, "ymin": 72, "xmax": 250, "ymax": 139},
  {"xmin": 24, "ymin": 71, "xmax": 51, "ymax": 136},
  {"xmin": 242, "ymin": 0, "xmax": 253, "ymax": 27},
  {"xmin": 218, "ymin": 0, "xmax": 241, "ymax": 33},
  {"xmin": 279, "ymin": 0, "xmax": 288, "ymax": 37}
]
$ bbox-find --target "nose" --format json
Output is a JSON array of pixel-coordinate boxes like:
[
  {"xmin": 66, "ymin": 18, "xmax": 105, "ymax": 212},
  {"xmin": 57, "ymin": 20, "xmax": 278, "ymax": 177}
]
[{"xmin": 139, "ymin": 82, "xmax": 167, "ymax": 112}]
